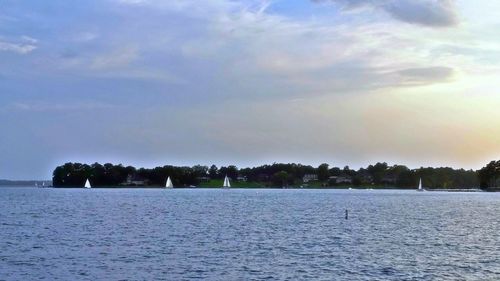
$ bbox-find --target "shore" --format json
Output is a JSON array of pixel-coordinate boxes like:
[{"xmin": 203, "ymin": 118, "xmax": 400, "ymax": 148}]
[{"xmin": 23, "ymin": 185, "xmax": 484, "ymax": 192}]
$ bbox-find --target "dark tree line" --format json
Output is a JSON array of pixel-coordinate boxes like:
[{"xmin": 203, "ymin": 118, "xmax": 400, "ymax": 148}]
[
  {"xmin": 53, "ymin": 161, "xmax": 482, "ymax": 188},
  {"xmin": 478, "ymin": 160, "xmax": 500, "ymax": 189},
  {"xmin": 53, "ymin": 163, "xmax": 211, "ymax": 187},
  {"xmin": 53, "ymin": 163, "xmax": 135, "ymax": 187}
]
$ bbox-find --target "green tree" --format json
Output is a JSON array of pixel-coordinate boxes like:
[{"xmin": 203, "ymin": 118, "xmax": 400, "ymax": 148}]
[
  {"xmin": 272, "ymin": 171, "xmax": 290, "ymax": 187},
  {"xmin": 318, "ymin": 163, "xmax": 330, "ymax": 181},
  {"xmin": 208, "ymin": 165, "xmax": 218, "ymax": 179},
  {"xmin": 367, "ymin": 162, "xmax": 388, "ymax": 184},
  {"xmin": 478, "ymin": 160, "xmax": 500, "ymax": 189}
]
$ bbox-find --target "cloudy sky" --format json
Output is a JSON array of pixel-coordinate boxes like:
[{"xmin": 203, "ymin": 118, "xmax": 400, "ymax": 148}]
[{"xmin": 1, "ymin": 0, "xmax": 499, "ymax": 179}]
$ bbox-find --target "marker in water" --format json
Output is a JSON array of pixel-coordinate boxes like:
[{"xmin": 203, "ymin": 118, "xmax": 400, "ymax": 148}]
[{"xmin": 345, "ymin": 209, "xmax": 348, "ymax": 220}]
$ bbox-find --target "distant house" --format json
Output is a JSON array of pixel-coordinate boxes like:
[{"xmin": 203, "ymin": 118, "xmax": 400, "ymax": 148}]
[
  {"xmin": 124, "ymin": 174, "xmax": 150, "ymax": 186},
  {"xmin": 197, "ymin": 176, "xmax": 211, "ymax": 183},
  {"xmin": 328, "ymin": 176, "xmax": 338, "ymax": 185},
  {"xmin": 303, "ymin": 174, "xmax": 318, "ymax": 183},
  {"xmin": 359, "ymin": 174, "xmax": 374, "ymax": 184},
  {"xmin": 329, "ymin": 176, "xmax": 352, "ymax": 184},
  {"xmin": 337, "ymin": 176, "xmax": 352, "ymax": 184},
  {"xmin": 237, "ymin": 176, "xmax": 247, "ymax": 182}
]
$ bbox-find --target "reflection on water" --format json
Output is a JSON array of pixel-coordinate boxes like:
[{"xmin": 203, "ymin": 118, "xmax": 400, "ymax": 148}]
[{"xmin": 0, "ymin": 188, "xmax": 499, "ymax": 280}]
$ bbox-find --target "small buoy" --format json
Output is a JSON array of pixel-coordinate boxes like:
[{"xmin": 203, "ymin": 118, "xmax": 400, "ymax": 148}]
[{"xmin": 345, "ymin": 209, "xmax": 348, "ymax": 220}]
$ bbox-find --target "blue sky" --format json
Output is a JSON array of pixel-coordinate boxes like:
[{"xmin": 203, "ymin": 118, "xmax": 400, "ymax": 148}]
[{"xmin": 1, "ymin": 0, "xmax": 500, "ymax": 179}]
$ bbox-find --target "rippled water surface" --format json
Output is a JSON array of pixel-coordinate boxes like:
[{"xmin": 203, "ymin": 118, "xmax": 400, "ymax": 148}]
[{"xmin": 1, "ymin": 188, "xmax": 499, "ymax": 280}]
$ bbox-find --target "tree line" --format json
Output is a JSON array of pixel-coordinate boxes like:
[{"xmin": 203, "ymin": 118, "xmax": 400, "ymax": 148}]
[
  {"xmin": 51, "ymin": 161, "xmax": 494, "ymax": 189},
  {"xmin": 478, "ymin": 160, "xmax": 500, "ymax": 189}
]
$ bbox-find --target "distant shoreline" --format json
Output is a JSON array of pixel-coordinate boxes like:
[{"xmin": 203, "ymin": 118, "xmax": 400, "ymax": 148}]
[
  {"xmin": 0, "ymin": 180, "xmax": 52, "ymax": 187},
  {"xmin": 1, "ymin": 186, "xmax": 487, "ymax": 192},
  {"xmin": 52, "ymin": 162, "xmax": 486, "ymax": 190}
]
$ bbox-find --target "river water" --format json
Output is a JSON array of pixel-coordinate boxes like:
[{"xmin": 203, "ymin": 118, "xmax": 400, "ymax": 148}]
[{"xmin": 1, "ymin": 188, "xmax": 499, "ymax": 280}]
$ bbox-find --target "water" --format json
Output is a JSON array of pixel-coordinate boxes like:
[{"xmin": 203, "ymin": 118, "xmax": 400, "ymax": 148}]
[{"xmin": 1, "ymin": 188, "xmax": 499, "ymax": 280}]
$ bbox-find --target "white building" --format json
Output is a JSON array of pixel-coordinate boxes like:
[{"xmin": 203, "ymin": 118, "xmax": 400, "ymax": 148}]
[{"xmin": 303, "ymin": 174, "xmax": 318, "ymax": 183}]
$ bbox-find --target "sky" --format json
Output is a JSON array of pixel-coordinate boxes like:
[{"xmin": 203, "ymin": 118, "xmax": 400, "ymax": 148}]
[{"xmin": 1, "ymin": 0, "xmax": 500, "ymax": 179}]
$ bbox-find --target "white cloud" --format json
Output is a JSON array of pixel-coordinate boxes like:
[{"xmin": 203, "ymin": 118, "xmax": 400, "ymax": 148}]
[
  {"xmin": 0, "ymin": 41, "xmax": 36, "ymax": 54},
  {"xmin": 21, "ymin": 35, "xmax": 38, "ymax": 44}
]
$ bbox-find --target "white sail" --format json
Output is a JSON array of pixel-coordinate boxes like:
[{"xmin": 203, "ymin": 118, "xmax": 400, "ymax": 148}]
[
  {"xmin": 223, "ymin": 175, "xmax": 231, "ymax": 188},
  {"xmin": 417, "ymin": 178, "xmax": 424, "ymax": 191},
  {"xmin": 85, "ymin": 179, "xmax": 92, "ymax": 189},
  {"xmin": 165, "ymin": 177, "xmax": 173, "ymax": 188}
]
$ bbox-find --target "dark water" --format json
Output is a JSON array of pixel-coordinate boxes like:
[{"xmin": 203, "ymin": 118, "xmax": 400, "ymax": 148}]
[{"xmin": 1, "ymin": 188, "xmax": 499, "ymax": 280}]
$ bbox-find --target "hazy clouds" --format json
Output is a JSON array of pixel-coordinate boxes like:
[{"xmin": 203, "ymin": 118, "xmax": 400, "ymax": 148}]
[
  {"xmin": 313, "ymin": 0, "xmax": 458, "ymax": 27},
  {"xmin": 0, "ymin": 0, "xmax": 499, "ymax": 179}
]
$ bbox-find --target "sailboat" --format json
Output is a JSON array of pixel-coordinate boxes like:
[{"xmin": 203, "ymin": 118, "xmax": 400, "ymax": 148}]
[
  {"xmin": 223, "ymin": 175, "xmax": 231, "ymax": 188},
  {"xmin": 165, "ymin": 176, "xmax": 173, "ymax": 188},
  {"xmin": 84, "ymin": 178, "xmax": 92, "ymax": 189},
  {"xmin": 417, "ymin": 178, "xmax": 424, "ymax": 192}
]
